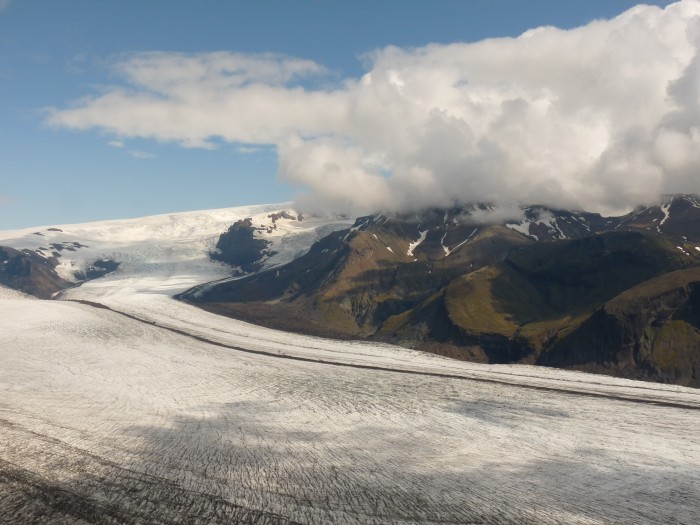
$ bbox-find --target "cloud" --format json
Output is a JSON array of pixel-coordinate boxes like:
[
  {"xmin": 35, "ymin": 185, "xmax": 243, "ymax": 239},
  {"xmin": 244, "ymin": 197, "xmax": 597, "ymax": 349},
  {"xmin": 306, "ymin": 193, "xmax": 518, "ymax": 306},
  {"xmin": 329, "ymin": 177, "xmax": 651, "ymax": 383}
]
[
  {"xmin": 0, "ymin": 194, "xmax": 10, "ymax": 205},
  {"xmin": 108, "ymin": 140, "xmax": 124, "ymax": 148},
  {"xmin": 47, "ymin": 2, "xmax": 700, "ymax": 215},
  {"xmin": 236, "ymin": 145, "xmax": 262, "ymax": 154},
  {"xmin": 128, "ymin": 150, "xmax": 155, "ymax": 159},
  {"xmin": 462, "ymin": 204, "xmax": 526, "ymax": 225},
  {"xmin": 0, "ymin": 1, "xmax": 9, "ymax": 11}
]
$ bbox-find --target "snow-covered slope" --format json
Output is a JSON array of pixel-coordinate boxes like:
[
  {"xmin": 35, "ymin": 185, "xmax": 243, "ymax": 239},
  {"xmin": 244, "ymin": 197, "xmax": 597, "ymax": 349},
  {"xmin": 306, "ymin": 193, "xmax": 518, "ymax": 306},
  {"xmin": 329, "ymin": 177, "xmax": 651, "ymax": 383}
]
[
  {"xmin": 0, "ymin": 283, "xmax": 29, "ymax": 300},
  {"xmin": 503, "ymin": 206, "xmax": 615, "ymax": 241},
  {"xmin": 0, "ymin": 203, "xmax": 353, "ymax": 295}
]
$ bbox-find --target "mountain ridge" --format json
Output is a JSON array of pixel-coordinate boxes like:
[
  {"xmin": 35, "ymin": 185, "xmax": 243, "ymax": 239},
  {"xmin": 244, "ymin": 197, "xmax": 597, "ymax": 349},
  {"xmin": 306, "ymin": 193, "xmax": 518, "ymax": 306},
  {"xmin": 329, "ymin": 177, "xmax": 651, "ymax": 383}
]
[
  {"xmin": 2, "ymin": 196, "xmax": 699, "ymax": 386},
  {"xmin": 182, "ymin": 194, "xmax": 700, "ymax": 387}
]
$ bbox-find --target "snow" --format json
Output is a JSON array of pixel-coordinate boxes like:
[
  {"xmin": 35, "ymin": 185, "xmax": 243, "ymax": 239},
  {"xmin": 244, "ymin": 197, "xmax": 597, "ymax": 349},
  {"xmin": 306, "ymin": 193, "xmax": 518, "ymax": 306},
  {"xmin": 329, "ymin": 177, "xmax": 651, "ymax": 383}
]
[
  {"xmin": 506, "ymin": 219, "xmax": 535, "ymax": 238},
  {"xmin": 0, "ymin": 203, "xmax": 353, "ymax": 290},
  {"xmin": 542, "ymin": 214, "xmax": 567, "ymax": 239},
  {"xmin": 616, "ymin": 206, "xmax": 650, "ymax": 229},
  {"xmin": 1, "ymin": 290, "xmax": 699, "ymax": 523},
  {"xmin": 0, "ymin": 284, "xmax": 30, "ymax": 300},
  {"xmin": 444, "ymin": 227, "xmax": 478, "ymax": 256},
  {"xmin": 658, "ymin": 202, "xmax": 671, "ymax": 232},
  {"xmin": 406, "ymin": 229, "xmax": 427, "ymax": 257},
  {"xmin": 507, "ymin": 209, "xmax": 567, "ymax": 240},
  {"xmin": 440, "ymin": 230, "xmax": 449, "ymax": 255},
  {"xmin": 574, "ymin": 214, "xmax": 591, "ymax": 231},
  {"xmin": 0, "ymin": 206, "xmax": 699, "ymax": 523},
  {"xmin": 686, "ymin": 195, "xmax": 700, "ymax": 208},
  {"xmin": 449, "ymin": 236, "xmax": 471, "ymax": 255}
]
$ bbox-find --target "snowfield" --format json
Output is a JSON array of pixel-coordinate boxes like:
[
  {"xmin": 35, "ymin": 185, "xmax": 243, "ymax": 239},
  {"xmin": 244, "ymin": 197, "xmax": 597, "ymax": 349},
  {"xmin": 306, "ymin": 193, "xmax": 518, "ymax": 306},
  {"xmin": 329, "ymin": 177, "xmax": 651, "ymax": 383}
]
[
  {"xmin": 0, "ymin": 203, "xmax": 353, "ymax": 287},
  {"xmin": 0, "ymin": 207, "xmax": 699, "ymax": 524}
]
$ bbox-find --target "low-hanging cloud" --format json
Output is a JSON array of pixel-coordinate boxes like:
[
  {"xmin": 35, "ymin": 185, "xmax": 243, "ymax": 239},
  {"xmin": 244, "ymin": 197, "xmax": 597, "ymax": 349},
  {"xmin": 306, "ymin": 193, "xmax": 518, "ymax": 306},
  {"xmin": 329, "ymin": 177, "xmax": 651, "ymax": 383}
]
[{"xmin": 48, "ymin": 1, "xmax": 700, "ymax": 215}]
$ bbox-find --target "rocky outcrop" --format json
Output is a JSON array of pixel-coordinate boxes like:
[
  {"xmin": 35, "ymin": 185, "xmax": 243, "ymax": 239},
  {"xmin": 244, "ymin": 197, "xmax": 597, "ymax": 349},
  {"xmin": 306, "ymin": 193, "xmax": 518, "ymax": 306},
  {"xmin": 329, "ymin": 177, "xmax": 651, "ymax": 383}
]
[
  {"xmin": 74, "ymin": 259, "xmax": 120, "ymax": 281},
  {"xmin": 541, "ymin": 267, "xmax": 700, "ymax": 387},
  {"xmin": 211, "ymin": 218, "xmax": 274, "ymax": 273},
  {"xmin": 0, "ymin": 246, "xmax": 73, "ymax": 299}
]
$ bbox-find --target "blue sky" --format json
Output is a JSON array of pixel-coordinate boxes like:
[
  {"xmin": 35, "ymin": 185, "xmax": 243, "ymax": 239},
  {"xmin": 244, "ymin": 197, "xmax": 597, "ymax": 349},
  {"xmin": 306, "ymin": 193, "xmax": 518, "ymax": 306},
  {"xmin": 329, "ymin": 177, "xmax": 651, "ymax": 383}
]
[{"xmin": 0, "ymin": 0, "xmax": 682, "ymax": 228}]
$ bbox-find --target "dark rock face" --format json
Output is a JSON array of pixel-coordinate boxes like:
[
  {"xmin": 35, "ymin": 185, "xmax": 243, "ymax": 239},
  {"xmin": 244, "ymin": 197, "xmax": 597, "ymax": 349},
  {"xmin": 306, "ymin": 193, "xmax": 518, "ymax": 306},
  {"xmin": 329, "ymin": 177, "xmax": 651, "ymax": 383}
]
[
  {"xmin": 211, "ymin": 218, "xmax": 274, "ymax": 273},
  {"xmin": 0, "ymin": 246, "xmax": 72, "ymax": 299},
  {"xmin": 268, "ymin": 211, "xmax": 301, "ymax": 223},
  {"xmin": 500, "ymin": 232, "xmax": 686, "ymax": 315},
  {"xmin": 541, "ymin": 268, "xmax": 700, "ymax": 387},
  {"xmin": 74, "ymin": 259, "xmax": 120, "ymax": 281},
  {"xmin": 49, "ymin": 241, "xmax": 87, "ymax": 252}
]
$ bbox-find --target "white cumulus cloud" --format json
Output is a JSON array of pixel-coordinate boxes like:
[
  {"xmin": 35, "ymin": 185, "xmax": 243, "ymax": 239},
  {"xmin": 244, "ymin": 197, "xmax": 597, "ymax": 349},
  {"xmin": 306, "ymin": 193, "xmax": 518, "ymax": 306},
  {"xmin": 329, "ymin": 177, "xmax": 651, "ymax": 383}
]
[{"xmin": 47, "ymin": 1, "xmax": 700, "ymax": 215}]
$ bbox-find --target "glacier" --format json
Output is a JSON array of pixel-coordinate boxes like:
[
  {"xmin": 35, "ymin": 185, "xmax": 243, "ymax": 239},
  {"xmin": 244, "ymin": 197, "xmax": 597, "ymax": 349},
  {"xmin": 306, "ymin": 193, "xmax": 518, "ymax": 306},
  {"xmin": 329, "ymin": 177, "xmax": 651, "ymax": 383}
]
[{"xmin": 0, "ymin": 205, "xmax": 698, "ymax": 524}]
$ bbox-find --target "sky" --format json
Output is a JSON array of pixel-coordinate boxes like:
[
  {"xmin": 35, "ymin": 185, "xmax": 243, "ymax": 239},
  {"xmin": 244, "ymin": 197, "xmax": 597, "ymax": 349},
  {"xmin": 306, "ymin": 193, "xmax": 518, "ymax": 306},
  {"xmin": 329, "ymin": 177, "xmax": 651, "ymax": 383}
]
[{"xmin": 0, "ymin": 0, "xmax": 690, "ymax": 229}]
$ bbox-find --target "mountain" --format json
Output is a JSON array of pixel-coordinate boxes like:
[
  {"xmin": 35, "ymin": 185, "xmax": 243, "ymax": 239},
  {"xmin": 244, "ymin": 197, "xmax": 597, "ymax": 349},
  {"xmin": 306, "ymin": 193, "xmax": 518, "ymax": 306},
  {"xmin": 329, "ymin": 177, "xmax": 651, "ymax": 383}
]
[
  {"xmin": 0, "ymin": 245, "xmax": 73, "ymax": 298},
  {"xmin": 183, "ymin": 195, "xmax": 700, "ymax": 387},
  {"xmin": 541, "ymin": 266, "xmax": 700, "ymax": 386},
  {"xmin": 182, "ymin": 208, "xmax": 533, "ymax": 337},
  {"xmin": 3, "ymin": 197, "xmax": 699, "ymax": 386}
]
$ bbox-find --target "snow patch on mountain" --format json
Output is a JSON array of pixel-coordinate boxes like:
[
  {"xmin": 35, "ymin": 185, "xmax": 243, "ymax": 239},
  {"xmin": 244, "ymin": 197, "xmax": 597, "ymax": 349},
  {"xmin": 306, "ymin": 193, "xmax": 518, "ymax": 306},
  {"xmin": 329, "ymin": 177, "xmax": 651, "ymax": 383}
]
[
  {"xmin": 406, "ymin": 229, "xmax": 428, "ymax": 257},
  {"xmin": 440, "ymin": 231, "xmax": 449, "ymax": 255},
  {"xmin": 685, "ymin": 195, "xmax": 700, "ymax": 208},
  {"xmin": 658, "ymin": 203, "xmax": 671, "ymax": 232},
  {"xmin": 506, "ymin": 220, "xmax": 534, "ymax": 238},
  {"xmin": 506, "ymin": 208, "xmax": 568, "ymax": 241},
  {"xmin": 574, "ymin": 213, "xmax": 591, "ymax": 231},
  {"xmin": 443, "ymin": 228, "xmax": 479, "ymax": 256}
]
